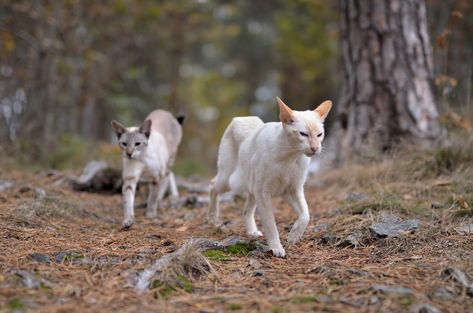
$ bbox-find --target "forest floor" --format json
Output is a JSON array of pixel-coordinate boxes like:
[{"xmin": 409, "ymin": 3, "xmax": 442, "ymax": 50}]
[{"xmin": 1, "ymin": 134, "xmax": 473, "ymax": 313}]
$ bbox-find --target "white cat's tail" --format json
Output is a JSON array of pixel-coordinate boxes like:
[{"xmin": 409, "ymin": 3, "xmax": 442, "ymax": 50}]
[{"xmin": 208, "ymin": 116, "xmax": 264, "ymax": 225}]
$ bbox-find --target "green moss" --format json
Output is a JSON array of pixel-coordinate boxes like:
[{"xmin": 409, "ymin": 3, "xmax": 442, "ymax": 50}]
[
  {"xmin": 203, "ymin": 242, "xmax": 257, "ymax": 261},
  {"xmin": 177, "ymin": 275, "xmax": 193, "ymax": 292},
  {"xmin": 9, "ymin": 299, "xmax": 25, "ymax": 310},
  {"xmin": 203, "ymin": 250, "xmax": 229, "ymax": 261},
  {"xmin": 226, "ymin": 242, "xmax": 256, "ymax": 256},
  {"xmin": 152, "ymin": 280, "xmax": 176, "ymax": 299},
  {"xmin": 291, "ymin": 296, "xmax": 317, "ymax": 304},
  {"xmin": 227, "ymin": 303, "xmax": 242, "ymax": 310}
]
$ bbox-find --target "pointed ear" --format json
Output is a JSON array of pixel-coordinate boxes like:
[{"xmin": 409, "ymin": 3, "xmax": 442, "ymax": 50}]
[
  {"xmin": 111, "ymin": 120, "xmax": 126, "ymax": 139},
  {"xmin": 277, "ymin": 97, "xmax": 294, "ymax": 124},
  {"xmin": 314, "ymin": 100, "xmax": 332, "ymax": 121},
  {"xmin": 139, "ymin": 119, "xmax": 152, "ymax": 138}
]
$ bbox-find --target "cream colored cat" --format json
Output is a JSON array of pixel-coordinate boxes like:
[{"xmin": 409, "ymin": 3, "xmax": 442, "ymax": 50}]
[
  {"xmin": 208, "ymin": 98, "xmax": 332, "ymax": 257},
  {"xmin": 111, "ymin": 110, "xmax": 183, "ymax": 228}
]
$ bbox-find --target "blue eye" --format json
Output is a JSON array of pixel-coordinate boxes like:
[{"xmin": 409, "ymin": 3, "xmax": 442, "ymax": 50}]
[
  {"xmin": 299, "ymin": 132, "xmax": 309, "ymax": 137},
  {"xmin": 317, "ymin": 132, "xmax": 323, "ymax": 138}
]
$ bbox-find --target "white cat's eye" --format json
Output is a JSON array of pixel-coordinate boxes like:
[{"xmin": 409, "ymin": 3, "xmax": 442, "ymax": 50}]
[
  {"xmin": 317, "ymin": 132, "xmax": 323, "ymax": 138},
  {"xmin": 135, "ymin": 142, "xmax": 141, "ymax": 146},
  {"xmin": 121, "ymin": 142, "xmax": 127, "ymax": 147},
  {"xmin": 299, "ymin": 132, "xmax": 309, "ymax": 137}
]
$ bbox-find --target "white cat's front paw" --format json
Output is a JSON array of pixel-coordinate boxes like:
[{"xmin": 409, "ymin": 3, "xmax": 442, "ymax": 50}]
[
  {"xmin": 122, "ymin": 218, "xmax": 134, "ymax": 229},
  {"xmin": 247, "ymin": 230, "xmax": 263, "ymax": 238},
  {"xmin": 270, "ymin": 244, "xmax": 286, "ymax": 258}
]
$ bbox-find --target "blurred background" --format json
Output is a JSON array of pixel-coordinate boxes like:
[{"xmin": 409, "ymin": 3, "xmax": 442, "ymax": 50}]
[{"xmin": 0, "ymin": 0, "xmax": 472, "ymax": 175}]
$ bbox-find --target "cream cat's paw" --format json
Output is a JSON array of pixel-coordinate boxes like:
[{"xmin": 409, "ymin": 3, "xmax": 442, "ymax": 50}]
[
  {"xmin": 270, "ymin": 244, "xmax": 286, "ymax": 258},
  {"xmin": 287, "ymin": 231, "xmax": 303, "ymax": 244},
  {"xmin": 146, "ymin": 211, "xmax": 157, "ymax": 219},
  {"xmin": 122, "ymin": 218, "xmax": 134, "ymax": 229},
  {"xmin": 247, "ymin": 230, "xmax": 263, "ymax": 237}
]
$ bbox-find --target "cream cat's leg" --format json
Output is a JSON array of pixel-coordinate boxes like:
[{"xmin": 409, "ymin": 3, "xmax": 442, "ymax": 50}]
[
  {"xmin": 243, "ymin": 195, "xmax": 262, "ymax": 237},
  {"xmin": 168, "ymin": 172, "xmax": 179, "ymax": 198},
  {"xmin": 121, "ymin": 164, "xmax": 144, "ymax": 228},
  {"xmin": 208, "ymin": 177, "xmax": 228, "ymax": 226},
  {"xmin": 146, "ymin": 180, "xmax": 159, "ymax": 219},
  {"xmin": 255, "ymin": 193, "xmax": 285, "ymax": 257},
  {"xmin": 284, "ymin": 190, "xmax": 310, "ymax": 244}
]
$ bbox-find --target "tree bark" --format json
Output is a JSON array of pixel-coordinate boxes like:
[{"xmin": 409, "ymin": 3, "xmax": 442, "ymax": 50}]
[{"xmin": 332, "ymin": 0, "xmax": 440, "ymax": 162}]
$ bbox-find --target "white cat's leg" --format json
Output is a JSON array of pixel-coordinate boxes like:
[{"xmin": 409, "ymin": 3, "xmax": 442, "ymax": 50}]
[
  {"xmin": 168, "ymin": 172, "xmax": 179, "ymax": 198},
  {"xmin": 121, "ymin": 161, "xmax": 144, "ymax": 228},
  {"xmin": 255, "ymin": 193, "xmax": 285, "ymax": 257},
  {"xmin": 146, "ymin": 180, "xmax": 159, "ymax": 219},
  {"xmin": 243, "ymin": 195, "xmax": 262, "ymax": 237},
  {"xmin": 284, "ymin": 189, "xmax": 310, "ymax": 244}
]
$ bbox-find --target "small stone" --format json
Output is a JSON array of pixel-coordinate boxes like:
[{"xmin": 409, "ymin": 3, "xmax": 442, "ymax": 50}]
[
  {"xmin": 313, "ymin": 223, "xmax": 329, "ymax": 233},
  {"xmin": 320, "ymin": 233, "xmax": 338, "ymax": 245},
  {"xmin": 55, "ymin": 251, "xmax": 84, "ymax": 263},
  {"xmin": 409, "ymin": 304, "xmax": 441, "ymax": 313},
  {"xmin": 345, "ymin": 192, "xmax": 367, "ymax": 202},
  {"xmin": 371, "ymin": 284, "xmax": 413, "ymax": 295},
  {"xmin": 370, "ymin": 214, "xmax": 420, "ymax": 237},
  {"xmin": 0, "ymin": 180, "xmax": 13, "ymax": 193},
  {"xmin": 35, "ymin": 188, "xmax": 46, "ymax": 199},
  {"xmin": 442, "ymin": 267, "xmax": 473, "ymax": 296},
  {"xmin": 339, "ymin": 234, "xmax": 359, "ymax": 247},
  {"xmin": 252, "ymin": 271, "xmax": 264, "ymax": 277},
  {"xmin": 430, "ymin": 202, "xmax": 443, "ymax": 209},
  {"xmin": 368, "ymin": 296, "xmax": 379, "ymax": 305},
  {"xmin": 249, "ymin": 258, "xmax": 262, "ymax": 270},
  {"xmin": 14, "ymin": 270, "xmax": 40, "ymax": 288},
  {"xmin": 346, "ymin": 268, "xmax": 368, "ymax": 277},
  {"xmin": 30, "ymin": 253, "xmax": 51, "ymax": 264}
]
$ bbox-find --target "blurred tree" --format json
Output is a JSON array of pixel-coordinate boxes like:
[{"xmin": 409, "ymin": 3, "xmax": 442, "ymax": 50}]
[{"xmin": 332, "ymin": 0, "xmax": 441, "ymax": 161}]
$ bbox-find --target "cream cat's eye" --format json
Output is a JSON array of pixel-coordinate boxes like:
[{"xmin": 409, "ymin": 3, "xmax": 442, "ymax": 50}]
[
  {"xmin": 317, "ymin": 132, "xmax": 323, "ymax": 138},
  {"xmin": 299, "ymin": 132, "xmax": 309, "ymax": 137}
]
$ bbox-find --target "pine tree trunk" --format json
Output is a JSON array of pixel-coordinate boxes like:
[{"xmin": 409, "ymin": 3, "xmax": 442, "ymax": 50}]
[{"xmin": 332, "ymin": 0, "xmax": 440, "ymax": 161}]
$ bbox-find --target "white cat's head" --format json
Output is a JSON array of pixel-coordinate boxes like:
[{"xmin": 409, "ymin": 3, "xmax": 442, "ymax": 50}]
[
  {"xmin": 111, "ymin": 119, "xmax": 152, "ymax": 159},
  {"xmin": 277, "ymin": 97, "xmax": 332, "ymax": 157}
]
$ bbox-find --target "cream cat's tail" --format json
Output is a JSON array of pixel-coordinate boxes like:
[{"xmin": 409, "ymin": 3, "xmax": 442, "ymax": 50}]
[{"xmin": 208, "ymin": 116, "xmax": 264, "ymax": 225}]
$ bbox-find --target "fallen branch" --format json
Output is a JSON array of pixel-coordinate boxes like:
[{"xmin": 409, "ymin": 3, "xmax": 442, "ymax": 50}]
[{"xmin": 135, "ymin": 236, "xmax": 252, "ymax": 293}]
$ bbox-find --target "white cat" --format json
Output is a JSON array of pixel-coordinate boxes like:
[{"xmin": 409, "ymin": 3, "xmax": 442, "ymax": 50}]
[
  {"xmin": 111, "ymin": 110, "xmax": 183, "ymax": 228},
  {"xmin": 208, "ymin": 98, "xmax": 332, "ymax": 257}
]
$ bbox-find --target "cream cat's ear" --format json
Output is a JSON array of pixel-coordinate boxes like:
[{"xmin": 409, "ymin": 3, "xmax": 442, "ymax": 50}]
[
  {"xmin": 314, "ymin": 100, "xmax": 332, "ymax": 121},
  {"xmin": 111, "ymin": 120, "xmax": 126, "ymax": 139},
  {"xmin": 277, "ymin": 97, "xmax": 294, "ymax": 124},
  {"xmin": 139, "ymin": 119, "xmax": 152, "ymax": 138}
]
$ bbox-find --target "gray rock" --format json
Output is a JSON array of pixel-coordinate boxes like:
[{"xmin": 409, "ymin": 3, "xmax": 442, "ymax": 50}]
[
  {"xmin": 442, "ymin": 267, "xmax": 473, "ymax": 296},
  {"xmin": 430, "ymin": 286, "xmax": 456, "ymax": 300},
  {"xmin": 371, "ymin": 284, "xmax": 413, "ymax": 295},
  {"xmin": 410, "ymin": 304, "xmax": 441, "ymax": 313},
  {"xmin": 339, "ymin": 234, "xmax": 359, "ymax": 247},
  {"xmin": 30, "ymin": 253, "xmax": 51, "ymax": 264},
  {"xmin": 0, "ymin": 180, "xmax": 14, "ymax": 193},
  {"xmin": 345, "ymin": 192, "xmax": 367, "ymax": 202},
  {"xmin": 370, "ymin": 214, "xmax": 420, "ymax": 237},
  {"xmin": 14, "ymin": 270, "xmax": 41, "ymax": 288},
  {"xmin": 455, "ymin": 224, "xmax": 473, "ymax": 235}
]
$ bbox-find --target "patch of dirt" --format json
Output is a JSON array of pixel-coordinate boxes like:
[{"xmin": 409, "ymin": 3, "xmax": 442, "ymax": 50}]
[{"xmin": 1, "ymin": 153, "xmax": 473, "ymax": 313}]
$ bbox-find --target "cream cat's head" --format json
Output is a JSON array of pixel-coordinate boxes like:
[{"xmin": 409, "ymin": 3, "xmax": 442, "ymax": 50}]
[
  {"xmin": 277, "ymin": 97, "xmax": 332, "ymax": 157},
  {"xmin": 111, "ymin": 119, "xmax": 152, "ymax": 159}
]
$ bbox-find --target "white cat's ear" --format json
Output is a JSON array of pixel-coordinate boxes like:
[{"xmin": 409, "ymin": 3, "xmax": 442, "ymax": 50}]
[
  {"xmin": 111, "ymin": 120, "xmax": 126, "ymax": 139},
  {"xmin": 139, "ymin": 119, "xmax": 152, "ymax": 138},
  {"xmin": 314, "ymin": 100, "xmax": 332, "ymax": 121},
  {"xmin": 277, "ymin": 97, "xmax": 294, "ymax": 124}
]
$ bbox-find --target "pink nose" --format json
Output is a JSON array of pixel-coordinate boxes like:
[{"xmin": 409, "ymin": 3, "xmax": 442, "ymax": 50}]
[{"xmin": 310, "ymin": 146, "xmax": 317, "ymax": 153}]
